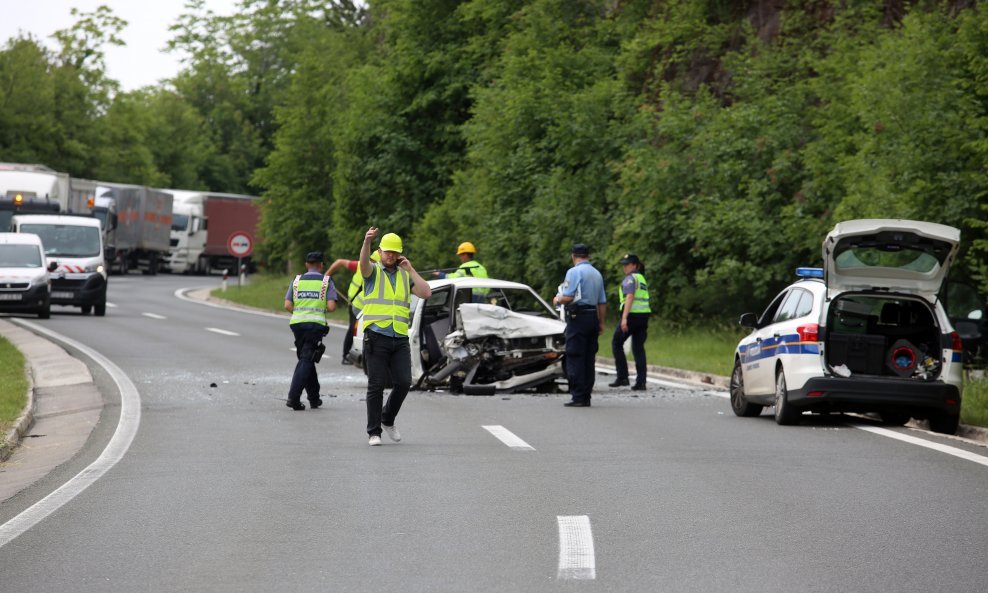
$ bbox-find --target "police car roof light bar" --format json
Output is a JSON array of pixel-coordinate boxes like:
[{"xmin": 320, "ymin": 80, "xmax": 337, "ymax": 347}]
[{"xmin": 795, "ymin": 267, "xmax": 824, "ymax": 278}]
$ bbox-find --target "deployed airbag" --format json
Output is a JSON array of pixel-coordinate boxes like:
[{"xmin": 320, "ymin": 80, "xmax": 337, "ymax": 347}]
[{"xmin": 457, "ymin": 303, "xmax": 565, "ymax": 339}]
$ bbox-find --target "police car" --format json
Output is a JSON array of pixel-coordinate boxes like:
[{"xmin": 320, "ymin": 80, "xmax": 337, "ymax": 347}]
[{"xmin": 730, "ymin": 219, "xmax": 965, "ymax": 434}]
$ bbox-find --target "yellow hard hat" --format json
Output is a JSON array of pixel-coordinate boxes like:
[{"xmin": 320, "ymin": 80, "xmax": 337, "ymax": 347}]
[
  {"xmin": 456, "ymin": 241, "xmax": 477, "ymax": 255},
  {"xmin": 379, "ymin": 232, "xmax": 403, "ymax": 253}
]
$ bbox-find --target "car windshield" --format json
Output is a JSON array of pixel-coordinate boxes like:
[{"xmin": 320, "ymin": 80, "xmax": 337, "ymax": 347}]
[
  {"xmin": 0, "ymin": 244, "xmax": 43, "ymax": 267},
  {"xmin": 475, "ymin": 286, "xmax": 556, "ymax": 318},
  {"xmin": 20, "ymin": 224, "xmax": 100, "ymax": 257}
]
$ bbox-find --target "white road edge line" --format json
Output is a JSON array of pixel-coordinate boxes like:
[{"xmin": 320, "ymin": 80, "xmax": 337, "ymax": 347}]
[
  {"xmin": 482, "ymin": 425, "xmax": 535, "ymax": 451},
  {"xmin": 142, "ymin": 312, "xmax": 167, "ymax": 320},
  {"xmin": 206, "ymin": 327, "xmax": 240, "ymax": 336},
  {"xmin": 594, "ymin": 363, "xmax": 702, "ymax": 390},
  {"xmin": 854, "ymin": 424, "xmax": 988, "ymax": 467},
  {"xmin": 0, "ymin": 319, "xmax": 141, "ymax": 549},
  {"xmin": 557, "ymin": 515, "xmax": 596, "ymax": 580}
]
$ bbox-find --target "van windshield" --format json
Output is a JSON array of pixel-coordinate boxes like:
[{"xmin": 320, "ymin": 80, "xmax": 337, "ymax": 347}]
[
  {"xmin": 0, "ymin": 244, "xmax": 43, "ymax": 267},
  {"xmin": 20, "ymin": 224, "xmax": 100, "ymax": 257}
]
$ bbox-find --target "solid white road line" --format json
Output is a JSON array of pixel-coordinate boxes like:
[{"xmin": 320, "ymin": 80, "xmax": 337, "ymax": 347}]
[
  {"xmin": 557, "ymin": 515, "xmax": 596, "ymax": 580},
  {"xmin": 482, "ymin": 425, "xmax": 535, "ymax": 451},
  {"xmin": 0, "ymin": 320, "xmax": 141, "ymax": 549},
  {"xmin": 142, "ymin": 312, "xmax": 167, "ymax": 320},
  {"xmin": 854, "ymin": 424, "xmax": 988, "ymax": 468},
  {"xmin": 594, "ymin": 363, "xmax": 701, "ymax": 390},
  {"xmin": 206, "ymin": 327, "xmax": 240, "ymax": 336}
]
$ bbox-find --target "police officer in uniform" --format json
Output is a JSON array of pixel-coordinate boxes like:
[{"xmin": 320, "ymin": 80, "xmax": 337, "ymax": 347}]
[
  {"xmin": 609, "ymin": 253, "xmax": 651, "ymax": 390},
  {"xmin": 552, "ymin": 243, "xmax": 607, "ymax": 407},
  {"xmin": 359, "ymin": 227, "xmax": 432, "ymax": 445},
  {"xmin": 284, "ymin": 251, "xmax": 338, "ymax": 410}
]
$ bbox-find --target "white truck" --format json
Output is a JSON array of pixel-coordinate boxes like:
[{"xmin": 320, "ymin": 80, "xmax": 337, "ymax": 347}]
[
  {"xmin": 10, "ymin": 214, "xmax": 108, "ymax": 316},
  {"xmin": 164, "ymin": 190, "xmax": 259, "ymax": 274},
  {"xmin": 0, "ymin": 164, "xmax": 68, "ymax": 229}
]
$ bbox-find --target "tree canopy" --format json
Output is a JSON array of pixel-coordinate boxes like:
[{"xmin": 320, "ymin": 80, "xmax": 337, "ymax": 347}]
[{"xmin": 2, "ymin": 0, "xmax": 986, "ymax": 320}]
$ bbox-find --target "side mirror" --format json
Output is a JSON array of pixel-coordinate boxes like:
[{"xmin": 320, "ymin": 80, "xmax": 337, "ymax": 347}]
[
  {"xmin": 47, "ymin": 261, "xmax": 58, "ymax": 272},
  {"xmin": 739, "ymin": 312, "xmax": 758, "ymax": 329}
]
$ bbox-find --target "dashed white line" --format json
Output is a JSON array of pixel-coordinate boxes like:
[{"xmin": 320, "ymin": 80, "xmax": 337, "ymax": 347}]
[
  {"xmin": 557, "ymin": 515, "xmax": 596, "ymax": 580},
  {"xmin": 482, "ymin": 425, "xmax": 535, "ymax": 451},
  {"xmin": 142, "ymin": 312, "xmax": 167, "ymax": 320},
  {"xmin": 206, "ymin": 327, "xmax": 240, "ymax": 336}
]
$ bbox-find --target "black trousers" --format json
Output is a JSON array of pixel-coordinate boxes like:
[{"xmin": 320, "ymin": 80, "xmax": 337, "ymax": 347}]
[
  {"xmin": 565, "ymin": 309, "xmax": 599, "ymax": 403},
  {"xmin": 289, "ymin": 322, "xmax": 329, "ymax": 404},
  {"xmin": 342, "ymin": 306, "xmax": 357, "ymax": 358},
  {"xmin": 364, "ymin": 331, "xmax": 412, "ymax": 436},
  {"xmin": 612, "ymin": 313, "xmax": 649, "ymax": 386}
]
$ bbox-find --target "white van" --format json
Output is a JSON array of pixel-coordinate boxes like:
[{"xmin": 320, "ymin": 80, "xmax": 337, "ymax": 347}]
[
  {"xmin": 0, "ymin": 232, "xmax": 54, "ymax": 318},
  {"xmin": 10, "ymin": 214, "xmax": 107, "ymax": 316}
]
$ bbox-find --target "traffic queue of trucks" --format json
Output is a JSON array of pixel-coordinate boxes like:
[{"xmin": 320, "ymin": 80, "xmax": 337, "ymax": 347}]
[{"xmin": 0, "ymin": 162, "xmax": 260, "ymax": 316}]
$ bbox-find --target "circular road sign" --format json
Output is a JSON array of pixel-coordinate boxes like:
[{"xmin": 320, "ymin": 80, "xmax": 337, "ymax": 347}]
[{"xmin": 227, "ymin": 232, "xmax": 254, "ymax": 257}]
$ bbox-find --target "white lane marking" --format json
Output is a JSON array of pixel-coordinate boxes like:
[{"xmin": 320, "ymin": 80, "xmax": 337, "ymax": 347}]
[
  {"xmin": 1, "ymin": 320, "xmax": 141, "ymax": 549},
  {"xmin": 142, "ymin": 312, "xmax": 167, "ymax": 320},
  {"xmin": 557, "ymin": 515, "xmax": 596, "ymax": 580},
  {"xmin": 482, "ymin": 425, "xmax": 535, "ymax": 451},
  {"xmin": 706, "ymin": 390, "xmax": 729, "ymax": 398},
  {"xmin": 107, "ymin": 302, "xmax": 118, "ymax": 308},
  {"xmin": 206, "ymin": 327, "xmax": 240, "ymax": 336},
  {"xmin": 595, "ymin": 364, "xmax": 702, "ymax": 390},
  {"xmin": 854, "ymin": 425, "xmax": 988, "ymax": 468}
]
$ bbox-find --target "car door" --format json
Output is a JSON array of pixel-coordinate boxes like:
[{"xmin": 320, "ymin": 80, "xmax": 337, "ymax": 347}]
[{"xmin": 742, "ymin": 288, "xmax": 797, "ymax": 395}]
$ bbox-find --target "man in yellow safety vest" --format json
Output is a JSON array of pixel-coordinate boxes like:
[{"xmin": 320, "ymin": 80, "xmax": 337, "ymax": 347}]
[{"xmin": 358, "ymin": 227, "xmax": 432, "ymax": 446}]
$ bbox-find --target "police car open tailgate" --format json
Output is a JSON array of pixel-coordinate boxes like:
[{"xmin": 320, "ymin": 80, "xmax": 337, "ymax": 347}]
[{"xmin": 823, "ymin": 219, "xmax": 960, "ymax": 302}]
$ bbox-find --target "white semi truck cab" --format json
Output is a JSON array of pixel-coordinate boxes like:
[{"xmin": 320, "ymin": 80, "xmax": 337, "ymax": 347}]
[{"xmin": 11, "ymin": 214, "xmax": 108, "ymax": 316}]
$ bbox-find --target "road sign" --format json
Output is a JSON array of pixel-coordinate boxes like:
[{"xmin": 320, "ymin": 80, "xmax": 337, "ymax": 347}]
[{"xmin": 227, "ymin": 232, "xmax": 254, "ymax": 257}]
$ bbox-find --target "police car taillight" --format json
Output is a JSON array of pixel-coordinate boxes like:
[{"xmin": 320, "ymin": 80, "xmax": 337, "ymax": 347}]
[
  {"xmin": 797, "ymin": 324, "xmax": 819, "ymax": 342},
  {"xmin": 951, "ymin": 331, "xmax": 963, "ymax": 351}
]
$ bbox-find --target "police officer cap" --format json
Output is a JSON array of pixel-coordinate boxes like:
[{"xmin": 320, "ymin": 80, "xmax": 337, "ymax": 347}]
[
  {"xmin": 571, "ymin": 243, "xmax": 590, "ymax": 257},
  {"xmin": 619, "ymin": 253, "xmax": 641, "ymax": 265},
  {"xmin": 305, "ymin": 251, "xmax": 324, "ymax": 263}
]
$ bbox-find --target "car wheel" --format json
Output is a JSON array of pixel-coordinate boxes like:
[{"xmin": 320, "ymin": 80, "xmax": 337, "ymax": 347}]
[
  {"xmin": 880, "ymin": 411, "xmax": 911, "ymax": 426},
  {"xmin": 38, "ymin": 298, "xmax": 51, "ymax": 319},
  {"xmin": 95, "ymin": 300, "xmax": 107, "ymax": 317},
  {"xmin": 730, "ymin": 358, "xmax": 763, "ymax": 417},
  {"xmin": 773, "ymin": 368, "xmax": 800, "ymax": 426},
  {"xmin": 928, "ymin": 412, "xmax": 959, "ymax": 435}
]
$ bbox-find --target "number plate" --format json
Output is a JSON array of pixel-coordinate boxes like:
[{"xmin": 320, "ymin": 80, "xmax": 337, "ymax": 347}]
[
  {"xmin": 0, "ymin": 293, "xmax": 22, "ymax": 301},
  {"xmin": 51, "ymin": 291, "xmax": 74, "ymax": 299}
]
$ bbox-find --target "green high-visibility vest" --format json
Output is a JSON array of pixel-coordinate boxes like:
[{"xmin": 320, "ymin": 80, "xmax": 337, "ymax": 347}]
[
  {"xmin": 361, "ymin": 264, "xmax": 411, "ymax": 335},
  {"xmin": 448, "ymin": 260, "xmax": 489, "ymax": 297},
  {"xmin": 617, "ymin": 272, "xmax": 651, "ymax": 314},
  {"xmin": 348, "ymin": 263, "xmax": 367, "ymax": 311},
  {"xmin": 290, "ymin": 275, "xmax": 331, "ymax": 326}
]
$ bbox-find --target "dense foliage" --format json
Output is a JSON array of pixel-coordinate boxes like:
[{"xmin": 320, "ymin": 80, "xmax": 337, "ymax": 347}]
[{"xmin": 2, "ymin": 0, "xmax": 986, "ymax": 321}]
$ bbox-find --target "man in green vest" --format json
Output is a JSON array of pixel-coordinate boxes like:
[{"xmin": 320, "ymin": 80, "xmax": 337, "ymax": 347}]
[
  {"xmin": 609, "ymin": 253, "xmax": 651, "ymax": 391},
  {"xmin": 359, "ymin": 227, "xmax": 432, "ymax": 446},
  {"xmin": 283, "ymin": 251, "xmax": 338, "ymax": 410},
  {"xmin": 435, "ymin": 241, "xmax": 489, "ymax": 301}
]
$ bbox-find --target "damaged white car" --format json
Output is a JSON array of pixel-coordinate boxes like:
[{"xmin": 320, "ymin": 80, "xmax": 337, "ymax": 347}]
[{"xmin": 349, "ymin": 277, "xmax": 567, "ymax": 394}]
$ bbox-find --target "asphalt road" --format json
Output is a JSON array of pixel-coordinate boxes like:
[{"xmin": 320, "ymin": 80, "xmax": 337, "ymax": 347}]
[{"xmin": 1, "ymin": 274, "xmax": 987, "ymax": 593}]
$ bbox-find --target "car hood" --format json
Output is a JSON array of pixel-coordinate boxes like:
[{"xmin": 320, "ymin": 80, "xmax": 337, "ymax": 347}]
[
  {"xmin": 0, "ymin": 269, "xmax": 46, "ymax": 283},
  {"xmin": 458, "ymin": 303, "xmax": 566, "ymax": 339},
  {"xmin": 823, "ymin": 219, "xmax": 960, "ymax": 301}
]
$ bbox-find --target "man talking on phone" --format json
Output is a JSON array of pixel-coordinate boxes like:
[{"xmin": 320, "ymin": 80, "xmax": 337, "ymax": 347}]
[{"xmin": 359, "ymin": 227, "xmax": 432, "ymax": 446}]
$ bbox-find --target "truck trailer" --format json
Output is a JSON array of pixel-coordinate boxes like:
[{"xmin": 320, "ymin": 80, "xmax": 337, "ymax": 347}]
[
  {"xmin": 92, "ymin": 185, "xmax": 174, "ymax": 274},
  {"xmin": 165, "ymin": 191, "xmax": 259, "ymax": 274}
]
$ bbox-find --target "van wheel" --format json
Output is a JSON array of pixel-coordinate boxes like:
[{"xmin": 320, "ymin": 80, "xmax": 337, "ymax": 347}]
[
  {"xmin": 774, "ymin": 369, "xmax": 801, "ymax": 426},
  {"xmin": 38, "ymin": 299, "xmax": 51, "ymax": 319},
  {"xmin": 95, "ymin": 300, "xmax": 106, "ymax": 317},
  {"xmin": 730, "ymin": 358, "xmax": 763, "ymax": 417}
]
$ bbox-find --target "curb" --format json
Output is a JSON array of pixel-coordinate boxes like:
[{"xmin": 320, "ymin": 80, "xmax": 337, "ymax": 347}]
[{"xmin": 0, "ymin": 360, "xmax": 35, "ymax": 462}]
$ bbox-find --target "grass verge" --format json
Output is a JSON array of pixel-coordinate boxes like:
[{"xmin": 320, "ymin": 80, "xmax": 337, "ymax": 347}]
[
  {"xmin": 0, "ymin": 336, "xmax": 28, "ymax": 446},
  {"xmin": 961, "ymin": 373, "xmax": 988, "ymax": 427}
]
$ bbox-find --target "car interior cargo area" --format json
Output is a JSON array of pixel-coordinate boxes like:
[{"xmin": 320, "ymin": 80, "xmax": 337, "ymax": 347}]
[{"xmin": 825, "ymin": 295, "xmax": 942, "ymax": 380}]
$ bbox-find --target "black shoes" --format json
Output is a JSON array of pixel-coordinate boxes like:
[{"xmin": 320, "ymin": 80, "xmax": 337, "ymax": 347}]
[
  {"xmin": 309, "ymin": 397, "xmax": 323, "ymax": 409},
  {"xmin": 286, "ymin": 400, "xmax": 305, "ymax": 411},
  {"xmin": 564, "ymin": 400, "xmax": 591, "ymax": 407},
  {"xmin": 631, "ymin": 383, "xmax": 647, "ymax": 391},
  {"xmin": 608, "ymin": 378, "xmax": 630, "ymax": 388}
]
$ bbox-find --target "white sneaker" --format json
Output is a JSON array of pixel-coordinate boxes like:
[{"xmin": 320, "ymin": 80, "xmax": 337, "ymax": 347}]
[
  {"xmin": 383, "ymin": 424, "xmax": 402, "ymax": 442},
  {"xmin": 368, "ymin": 435, "xmax": 382, "ymax": 446}
]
